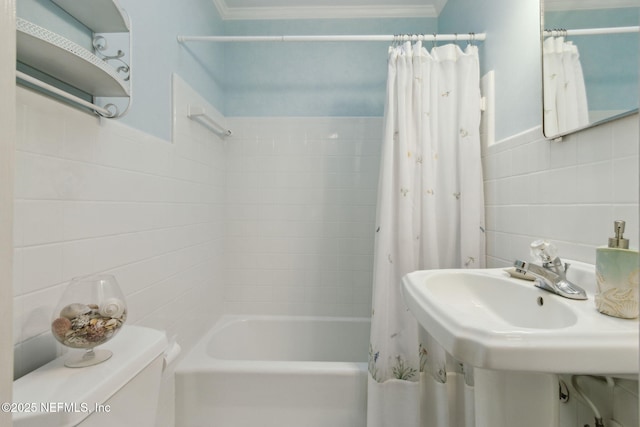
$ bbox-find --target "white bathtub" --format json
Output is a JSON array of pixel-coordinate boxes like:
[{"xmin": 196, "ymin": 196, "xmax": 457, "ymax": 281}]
[{"xmin": 175, "ymin": 315, "xmax": 370, "ymax": 427}]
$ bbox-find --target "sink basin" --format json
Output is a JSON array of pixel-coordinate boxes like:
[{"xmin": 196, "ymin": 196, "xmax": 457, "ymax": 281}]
[
  {"xmin": 415, "ymin": 270, "xmax": 579, "ymax": 330},
  {"xmin": 402, "ymin": 266, "xmax": 639, "ymax": 375}
]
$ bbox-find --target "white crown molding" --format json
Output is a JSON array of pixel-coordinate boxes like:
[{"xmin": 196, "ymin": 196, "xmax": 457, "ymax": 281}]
[
  {"xmin": 545, "ymin": 0, "xmax": 639, "ymax": 11},
  {"xmin": 212, "ymin": 0, "xmax": 440, "ymax": 20}
]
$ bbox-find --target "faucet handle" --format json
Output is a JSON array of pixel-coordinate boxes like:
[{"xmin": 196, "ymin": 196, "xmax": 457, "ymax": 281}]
[
  {"xmin": 530, "ymin": 240, "xmax": 557, "ymax": 264},
  {"xmin": 514, "ymin": 259, "xmax": 526, "ymax": 268},
  {"xmin": 513, "ymin": 259, "xmax": 527, "ymax": 272}
]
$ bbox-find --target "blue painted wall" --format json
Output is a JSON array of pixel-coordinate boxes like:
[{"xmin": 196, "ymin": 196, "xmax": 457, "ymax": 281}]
[
  {"xmin": 438, "ymin": 0, "xmax": 541, "ymax": 141},
  {"xmin": 117, "ymin": 0, "xmax": 224, "ymax": 140},
  {"xmin": 18, "ymin": 0, "xmax": 433, "ymax": 138},
  {"xmin": 221, "ymin": 18, "xmax": 437, "ymax": 117},
  {"xmin": 20, "ymin": 1, "xmax": 636, "ymax": 143}
]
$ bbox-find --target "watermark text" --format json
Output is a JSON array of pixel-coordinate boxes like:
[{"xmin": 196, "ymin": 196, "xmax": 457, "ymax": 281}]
[{"xmin": 2, "ymin": 402, "xmax": 111, "ymax": 413}]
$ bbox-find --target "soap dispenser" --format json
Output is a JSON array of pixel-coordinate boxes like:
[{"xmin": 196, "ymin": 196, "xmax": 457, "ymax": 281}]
[{"xmin": 595, "ymin": 220, "xmax": 639, "ymax": 319}]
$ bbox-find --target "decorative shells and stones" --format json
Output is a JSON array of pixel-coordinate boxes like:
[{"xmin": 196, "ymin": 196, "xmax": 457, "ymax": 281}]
[{"xmin": 51, "ymin": 298, "xmax": 127, "ymax": 348}]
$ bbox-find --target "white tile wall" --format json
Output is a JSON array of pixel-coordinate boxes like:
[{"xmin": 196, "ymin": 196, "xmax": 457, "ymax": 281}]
[
  {"xmin": 13, "ymin": 77, "xmax": 637, "ymax": 425},
  {"xmin": 12, "ymin": 75, "xmax": 227, "ymax": 379},
  {"xmin": 483, "ymin": 114, "xmax": 639, "ymax": 267},
  {"xmin": 13, "ymin": 84, "xmax": 382, "ymax": 379},
  {"xmin": 222, "ymin": 117, "xmax": 382, "ymax": 317}
]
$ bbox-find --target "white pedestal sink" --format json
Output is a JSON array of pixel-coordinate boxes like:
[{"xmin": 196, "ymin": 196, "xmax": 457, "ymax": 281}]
[
  {"xmin": 402, "ymin": 264, "xmax": 638, "ymax": 374},
  {"xmin": 401, "ymin": 262, "xmax": 638, "ymax": 427}
]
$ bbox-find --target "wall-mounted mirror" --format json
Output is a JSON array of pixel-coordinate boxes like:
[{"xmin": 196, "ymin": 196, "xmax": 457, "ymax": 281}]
[{"xmin": 541, "ymin": 0, "xmax": 639, "ymax": 139}]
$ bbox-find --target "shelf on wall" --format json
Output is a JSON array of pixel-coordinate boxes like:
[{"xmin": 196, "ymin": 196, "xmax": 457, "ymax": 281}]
[
  {"xmin": 16, "ymin": 18, "xmax": 129, "ymax": 98},
  {"xmin": 51, "ymin": 0, "xmax": 129, "ymax": 32}
]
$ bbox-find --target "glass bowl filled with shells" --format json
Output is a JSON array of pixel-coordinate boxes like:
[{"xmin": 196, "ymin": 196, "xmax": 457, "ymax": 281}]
[{"xmin": 51, "ymin": 274, "xmax": 127, "ymax": 367}]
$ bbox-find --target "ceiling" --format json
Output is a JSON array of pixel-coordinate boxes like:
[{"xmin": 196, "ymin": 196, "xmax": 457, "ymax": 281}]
[
  {"xmin": 212, "ymin": 0, "xmax": 449, "ymax": 20},
  {"xmin": 212, "ymin": 0, "xmax": 638, "ymax": 20}
]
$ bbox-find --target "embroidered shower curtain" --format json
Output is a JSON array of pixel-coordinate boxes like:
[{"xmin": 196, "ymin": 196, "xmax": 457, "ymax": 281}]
[{"xmin": 367, "ymin": 41, "xmax": 485, "ymax": 427}]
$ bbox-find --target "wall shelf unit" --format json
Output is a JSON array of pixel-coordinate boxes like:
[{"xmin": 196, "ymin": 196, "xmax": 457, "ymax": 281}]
[
  {"xmin": 15, "ymin": 0, "xmax": 131, "ymax": 118},
  {"xmin": 17, "ymin": 19, "xmax": 129, "ymax": 97},
  {"xmin": 51, "ymin": 0, "xmax": 130, "ymax": 33}
]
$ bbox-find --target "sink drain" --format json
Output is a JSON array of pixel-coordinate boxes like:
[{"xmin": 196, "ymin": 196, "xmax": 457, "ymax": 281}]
[{"xmin": 537, "ymin": 296, "xmax": 544, "ymax": 306}]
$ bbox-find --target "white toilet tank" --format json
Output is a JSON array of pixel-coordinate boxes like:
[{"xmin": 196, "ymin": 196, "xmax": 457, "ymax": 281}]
[{"xmin": 13, "ymin": 325, "xmax": 168, "ymax": 427}]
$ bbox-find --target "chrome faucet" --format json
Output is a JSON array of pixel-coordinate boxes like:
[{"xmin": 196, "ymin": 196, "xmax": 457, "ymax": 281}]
[{"xmin": 513, "ymin": 240, "xmax": 588, "ymax": 300}]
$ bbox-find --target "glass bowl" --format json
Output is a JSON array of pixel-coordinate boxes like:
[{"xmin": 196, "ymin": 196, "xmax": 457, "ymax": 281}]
[{"xmin": 51, "ymin": 274, "xmax": 127, "ymax": 367}]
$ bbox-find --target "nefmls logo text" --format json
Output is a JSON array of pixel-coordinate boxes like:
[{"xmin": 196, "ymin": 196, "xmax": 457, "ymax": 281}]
[{"xmin": 42, "ymin": 402, "xmax": 111, "ymax": 413}]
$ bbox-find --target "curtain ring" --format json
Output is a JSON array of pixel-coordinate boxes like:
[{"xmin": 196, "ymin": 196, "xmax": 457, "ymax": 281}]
[{"xmin": 432, "ymin": 33, "xmax": 437, "ymax": 48}]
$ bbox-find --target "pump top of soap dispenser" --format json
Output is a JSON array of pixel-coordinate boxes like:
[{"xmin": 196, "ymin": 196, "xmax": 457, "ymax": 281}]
[{"xmin": 608, "ymin": 220, "xmax": 629, "ymax": 249}]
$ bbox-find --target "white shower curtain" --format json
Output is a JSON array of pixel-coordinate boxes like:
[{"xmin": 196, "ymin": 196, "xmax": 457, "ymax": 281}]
[
  {"xmin": 367, "ymin": 41, "xmax": 485, "ymax": 427},
  {"xmin": 542, "ymin": 36, "xmax": 589, "ymax": 135}
]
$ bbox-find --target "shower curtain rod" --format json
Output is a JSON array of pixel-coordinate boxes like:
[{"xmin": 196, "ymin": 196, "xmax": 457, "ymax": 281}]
[
  {"xmin": 544, "ymin": 26, "xmax": 639, "ymax": 37},
  {"xmin": 177, "ymin": 32, "xmax": 486, "ymax": 43}
]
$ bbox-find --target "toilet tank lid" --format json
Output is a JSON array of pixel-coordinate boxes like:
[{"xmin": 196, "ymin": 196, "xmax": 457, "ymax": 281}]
[{"xmin": 12, "ymin": 325, "xmax": 168, "ymax": 427}]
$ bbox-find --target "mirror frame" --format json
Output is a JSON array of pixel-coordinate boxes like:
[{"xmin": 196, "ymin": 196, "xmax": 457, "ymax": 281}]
[{"xmin": 540, "ymin": 0, "xmax": 639, "ymax": 140}]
